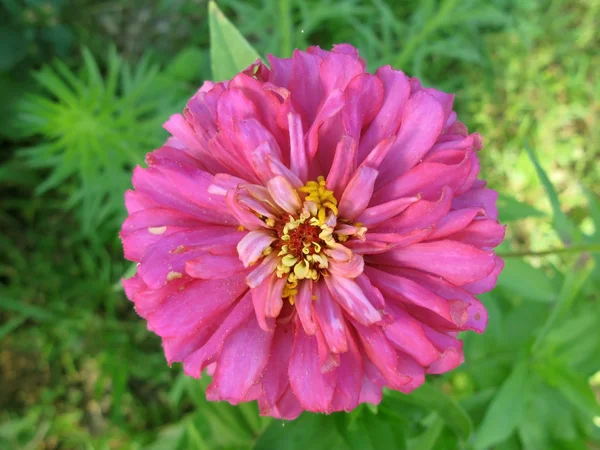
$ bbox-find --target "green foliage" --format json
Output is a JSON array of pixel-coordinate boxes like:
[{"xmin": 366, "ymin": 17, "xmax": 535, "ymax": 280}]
[
  {"xmin": 209, "ymin": 1, "xmax": 262, "ymax": 81},
  {"xmin": 16, "ymin": 46, "xmax": 181, "ymax": 237},
  {"xmin": 1, "ymin": 0, "xmax": 599, "ymax": 449}
]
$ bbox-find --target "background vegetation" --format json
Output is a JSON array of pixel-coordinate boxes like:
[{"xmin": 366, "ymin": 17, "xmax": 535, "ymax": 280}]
[{"xmin": 1, "ymin": 0, "xmax": 599, "ymax": 448}]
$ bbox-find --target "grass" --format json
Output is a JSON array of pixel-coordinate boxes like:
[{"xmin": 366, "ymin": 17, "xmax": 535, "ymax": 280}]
[{"xmin": 0, "ymin": 0, "xmax": 599, "ymax": 448}]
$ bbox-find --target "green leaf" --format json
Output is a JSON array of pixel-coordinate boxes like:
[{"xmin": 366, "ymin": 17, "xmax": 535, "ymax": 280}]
[
  {"xmin": 537, "ymin": 360, "xmax": 600, "ymax": 418},
  {"xmin": 410, "ymin": 415, "xmax": 445, "ymax": 450},
  {"xmin": 385, "ymin": 383, "xmax": 473, "ymax": 441},
  {"xmin": 532, "ymin": 256, "xmax": 594, "ymax": 351},
  {"xmin": 497, "ymin": 193, "xmax": 545, "ymax": 222},
  {"xmin": 524, "ymin": 143, "xmax": 581, "ymax": 244},
  {"xmin": 254, "ymin": 414, "xmax": 346, "ymax": 450},
  {"xmin": 336, "ymin": 408, "xmax": 407, "ymax": 450},
  {"xmin": 208, "ymin": 1, "xmax": 262, "ymax": 81},
  {"xmin": 497, "ymin": 258, "xmax": 557, "ymax": 302},
  {"xmin": 167, "ymin": 47, "xmax": 208, "ymax": 82},
  {"xmin": 474, "ymin": 359, "xmax": 530, "ymax": 450}
]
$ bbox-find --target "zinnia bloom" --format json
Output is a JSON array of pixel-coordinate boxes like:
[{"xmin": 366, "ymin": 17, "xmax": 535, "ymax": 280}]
[{"xmin": 121, "ymin": 44, "xmax": 505, "ymax": 419}]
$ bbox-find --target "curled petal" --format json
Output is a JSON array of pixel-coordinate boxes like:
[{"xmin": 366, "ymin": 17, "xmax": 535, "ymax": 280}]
[{"xmin": 237, "ymin": 230, "xmax": 277, "ymax": 267}]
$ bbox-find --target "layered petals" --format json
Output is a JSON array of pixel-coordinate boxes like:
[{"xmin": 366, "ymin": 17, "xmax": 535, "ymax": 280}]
[{"xmin": 121, "ymin": 44, "xmax": 504, "ymax": 418}]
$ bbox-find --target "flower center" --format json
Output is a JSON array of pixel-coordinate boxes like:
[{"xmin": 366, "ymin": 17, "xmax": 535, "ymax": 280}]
[{"xmin": 263, "ymin": 176, "xmax": 347, "ymax": 304}]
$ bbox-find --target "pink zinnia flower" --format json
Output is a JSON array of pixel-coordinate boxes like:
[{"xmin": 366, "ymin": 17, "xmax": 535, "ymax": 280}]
[{"xmin": 121, "ymin": 44, "xmax": 505, "ymax": 419}]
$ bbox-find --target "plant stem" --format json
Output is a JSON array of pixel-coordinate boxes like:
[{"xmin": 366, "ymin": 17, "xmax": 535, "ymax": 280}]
[
  {"xmin": 498, "ymin": 244, "xmax": 600, "ymax": 258},
  {"xmin": 279, "ymin": 0, "xmax": 293, "ymax": 57}
]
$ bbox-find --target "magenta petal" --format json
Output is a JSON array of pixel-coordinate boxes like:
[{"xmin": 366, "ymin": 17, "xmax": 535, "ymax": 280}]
[
  {"xmin": 146, "ymin": 275, "xmax": 248, "ymax": 337},
  {"xmin": 246, "ymin": 252, "xmax": 279, "ymax": 288},
  {"xmin": 313, "ymin": 282, "xmax": 349, "ymax": 353},
  {"xmin": 186, "ymin": 254, "xmax": 247, "ymax": 279},
  {"xmin": 237, "ymin": 230, "xmax": 277, "ymax": 267},
  {"xmin": 325, "ymin": 275, "xmax": 382, "ymax": 325},
  {"xmin": 377, "ymin": 90, "xmax": 445, "ymax": 187},
  {"xmin": 372, "ymin": 240, "xmax": 496, "ymax": 286},
  {"xmin": 331, "ymin": 329, "xmax": 362, "ymax": 412},
  {"xmin": 326, "ymin": 136, "xmax": 357, "ymax": 199},
  {"xmin": 183, "ymin": 292, "xmax": 254, "ymax": 377},
  {"xmin": 338, "ymin": 166, "xmax": 379, "ymax": 221},
  {"xmin": 267, "ymin": 175, "xmax": 302, "ymax": 214},
  {"xmin": 358, "ymin": 65, "xmax": 410, "ymax": 161},
  {"xmin": 353, "ymin": 321, "xmax": 411, "ymax": 390},
  {"xmin": 259, "ymin": 324, "xmax": 295, "ymax": 410},
  {"xmin": 463, "ymin": 255, "xmax": 504, "ymax": 295},
  {"xmin": 210, "ymin": 315, "xmax": 274, "ymax": 403},
  {"xmin": 295, "ymin": 280, "xmax": 318, "ymax": 335},
  {"xmin": 452, "ymin": 185, "xmax": 499, "ymax": 220},
  {"xmin": 288, "ymin": 112, "xmax": 309, "ymax": 182},
  {"xmin": 384, "ymin": 306, "xmax": 440, "ymax": 366},
  {"xmin": 289, "ymin": 325, "xmax": 336, "ymax": 412}
]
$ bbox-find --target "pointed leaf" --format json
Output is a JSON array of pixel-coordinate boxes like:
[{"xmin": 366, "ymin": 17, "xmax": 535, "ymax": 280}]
[{"xmin": 209, "ymin": 1, "xmax": 262, "ymax": 81}]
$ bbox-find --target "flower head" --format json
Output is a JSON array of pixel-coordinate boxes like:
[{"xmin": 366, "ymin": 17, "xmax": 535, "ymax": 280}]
[{"xmin": 121, "ymin": 44, "xmax": 505, "ymax": 419}]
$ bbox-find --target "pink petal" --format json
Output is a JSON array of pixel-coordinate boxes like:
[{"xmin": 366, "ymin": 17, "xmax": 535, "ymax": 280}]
[
  {"xmin": 313, "ymin": 282, "xmax": 349, "ymax": 353},
  {"xmin": 328, "ymin": 253, "xmax": 365, "ymax": 278},
  {"xmin": 365, "ymin": 267, "xmax": 454, "ymax": 325},
  {"xmin": 338, "ymin": 166, "xmax": 379, "ymax": 221},
  {"xmin": 452, "ymin": 185, "xmax": 499, "ymax": 221},
  {"xmin": 185, "ymin": 254, "xmax": 247, "ymax": 279},
  {"xmin": 331, "ymin": 329, "xmax": 362, "ymax": 412},
  {"xmin": 246, "ymin": 251, "xmax": 279, "ymax": 288},
  {"xmin": 266, "ymin": 175, "xmax": 302, "ymax": 214},
  {"xmin": 358, "ymin": 66, "xmax": 410, "ymax": 161},
  {"xmin": 259, "ymin": 324, "xmax": 295, "ymax": 410},
  {"xmin": 377, "ymin": 90, "xmax": 445, "ymax": 187},
  {"xmin": 295, "ymin": 280, "xmax": 318, "ymax": 335},
  {"xmin": 463, "ymin": 255, "xmax": 504, "ymax": 295},
  {"xmin": 372, "ymin": 187, "xmax": 452, "ymax": 235},
  {"xmin": 288, "ymin": 112, "xmax": 309, "ymax": 182},
  {"xmin": 210, "ymin": 315, "xmax": 273, "ymax": 403},
  {"xmin": 183, "ymin": 291, "xmax": 254, "ymax": 377},
  {"xmin": 146, "ymin": 274, "xmax": 248, "ymax": 337},
  {"xmin": 371, "ymin": 240, "xmax": 496, "ymax": 286},
  {"xmin": 326, "ymin": 136, "xmax": 357, "ymax": 199},
  {"xmin": 342, "ymin": 73, "xmax": 384, "ymax": 141},
  {"xmin": 425, "ymin": 207, "xmax": 484, "ymax": 241},
  {"xmin": 138, "ymin": 228, "xmax": 243, "ymax": 289},
  {"xmin": 446, "ymin": 219, "xmax": 506, "ymax": 250},
  {"xmin": 383, "ymin": 306, "xmax": 440, "ymax": 366},
  {"xmin": 325, "ymin": 275, "xmax": 382, "ymax": 325},
  {"xmin": 352, "ymin": 321, "xmax": 411, "ymax": 390},
  {"xmin": 288, "ymin": 324, "xmax": 336, "ymax": 412},
  {"xmin": 237, "ymin": 230, "xmax": 277, "ymax": 267}
]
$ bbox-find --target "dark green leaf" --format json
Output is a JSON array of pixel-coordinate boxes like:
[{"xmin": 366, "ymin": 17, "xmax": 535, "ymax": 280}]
[
  {"xmin": 474, "ymin": 359, "xmax": 530, "ymax": 450},
  {"xmin": 497, "ymin": 193, "xmax": 545, "ymax": 222},
  {"xmin": 537, "ymin": 360, "xmax": 600, "ymax": 418},
  {"xmin": 497, "ymin": 258, "xmax": 557, "ymax": 302},
  {"xmin": 532, "ymin": 256, "xmax": 594, "ymax": 351},
  {"xmin": 208, "ymin": 1, "xmax": 262, "ymax": 81},
  {"xmin": 524, "ymin": 143, "xmax": 581, "ymax": 244},
  {"xmin": 385, "ymin": 383, "xmax": 472, "ymax": 441},
  {"xmin": 254, "ymin": 414, "xmax": 345, "ymax": 450}
]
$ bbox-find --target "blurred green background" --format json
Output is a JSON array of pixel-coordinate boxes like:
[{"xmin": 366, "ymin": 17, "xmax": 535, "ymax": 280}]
[{"xmin": 1, "ymin": 0, "xmax": 599, "ymax": 448}]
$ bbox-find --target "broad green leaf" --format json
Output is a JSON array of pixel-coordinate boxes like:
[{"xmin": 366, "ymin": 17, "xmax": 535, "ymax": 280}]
[
  {"xmin": 496, "ymin": 258, "xmax": 557, "ymax": 302},
  {"xmin": 144, "ymin": 423, "xmax": 186, "ymax": 450},
  {"xmin": 410, "ymin": 415, "xmax": 444, "ymax": 450},
  {"xmin": 336, "ymin": 408, "xmax": 407, "ymax": 450},
  {"xmin": 524, "ymin": 143, "xmax": 581, "ymax": 244},
  {"xmin": 167, "ymin": 47, "xmax": 208, "ymax": 82},
  {"xmin": 385, "ymin": 383, "xmax": 473, "ymax": 441},
  {"xmin": 474, "ymin": 359, "xmax": 530, "ymax": 450},
  {"xmin": 532, "ymin": 256, "xmax": 594, "ymax": 351},
  {"xmin": 537, "ymin": 360, "xmax": 600, "ymax": 418},
  {"xmin": 254, "ymin": 414, "xmax": 346, "ymax": 450},
  {"xmin": 497, "ymin": 193, "xmax": 545, "ymax": 222},
  {"xmin": 208, "ymin": 1, "xmax": 262, "ymax": 81}
]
